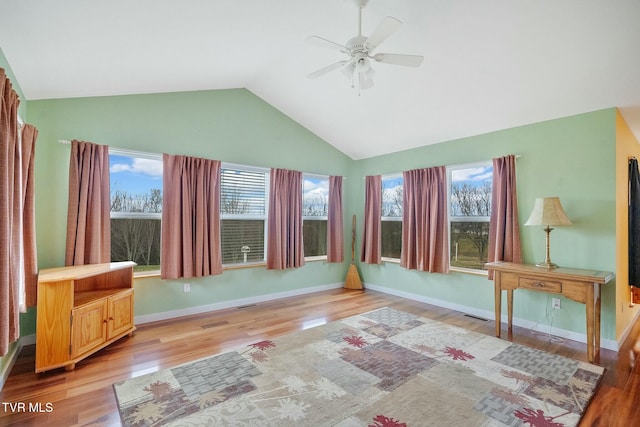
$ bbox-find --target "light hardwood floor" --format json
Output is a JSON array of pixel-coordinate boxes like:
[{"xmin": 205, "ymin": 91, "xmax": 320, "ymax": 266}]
[{"xmin": 1, "ymin": 288, "xmax": 639, "ymax": 426}]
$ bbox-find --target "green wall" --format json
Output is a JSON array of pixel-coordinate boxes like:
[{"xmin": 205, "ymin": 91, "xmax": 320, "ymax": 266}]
[
  {"xmin": 15, "ymin": 83, "xmax": 620, "ymax": 346},
  {"xmin": 348, "ymin": 109, "xmax": 617, "ymax": 341},
  {"xmin": 26, "ymin": 89, "xmax": 354, "ymax": 324}
]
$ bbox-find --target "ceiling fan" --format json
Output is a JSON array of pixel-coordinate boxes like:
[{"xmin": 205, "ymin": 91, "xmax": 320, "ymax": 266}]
[{"xmin": 306, "ymin": 0, "xmax": 424, "ymax": 92}]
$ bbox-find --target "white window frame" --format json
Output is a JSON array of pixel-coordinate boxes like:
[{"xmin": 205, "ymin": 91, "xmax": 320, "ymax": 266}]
[
  {"xmin": 381, "ymin": 173, "xmax": 403, "ymax": 262},
  {"xmin": 446, "ymin": 160, "xmax": 493, "ymax": 275},
  {"xmin": 109, "ymin": 148, "xmax": 163, "ymax": 276},
  {"xmin": 220, "ymin": 162, "xmax": 270, "ymax": 267},
  {"xmin": 302, "ymin": 173, "xmax": 329, "ymax": 261}
]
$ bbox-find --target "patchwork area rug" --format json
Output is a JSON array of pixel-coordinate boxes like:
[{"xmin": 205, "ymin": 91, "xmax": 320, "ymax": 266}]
[{"xmin": 113, "ymin": 307, "xmax": 604, "ymax": 426}]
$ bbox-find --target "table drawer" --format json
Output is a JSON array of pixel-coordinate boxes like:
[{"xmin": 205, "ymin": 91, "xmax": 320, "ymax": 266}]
[{"xmin": 518, "ymin": 277, "xmax": 562, "ymax": 293}]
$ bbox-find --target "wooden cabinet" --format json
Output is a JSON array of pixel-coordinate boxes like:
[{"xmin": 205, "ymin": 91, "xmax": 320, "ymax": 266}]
[{"xmin": 36, "ymin": 262, "xmax": 136, "ymax": 373}]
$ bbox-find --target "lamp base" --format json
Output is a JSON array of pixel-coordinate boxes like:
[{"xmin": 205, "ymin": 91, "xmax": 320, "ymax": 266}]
[{"xmin": 536, "ymin": 261, "xmax": 559, "ymax": 269}]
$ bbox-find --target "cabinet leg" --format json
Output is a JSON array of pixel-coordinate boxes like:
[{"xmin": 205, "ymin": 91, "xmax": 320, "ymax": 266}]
[{"xmin": 65, "ymin": 363, "xmax": 76, "ymax": 371}]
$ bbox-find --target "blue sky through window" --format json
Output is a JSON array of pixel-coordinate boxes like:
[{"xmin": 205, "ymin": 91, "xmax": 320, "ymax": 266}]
[
  {"xmin": 303, "ymin": 176, "xmax": 329, "ymax": 216},
  {"xmin": 451, "ymin": 165, "xmax": 493, "ymax": 187},
  {"xmin": 110, "ymin": 154, "xmax": 163, "ymax": 196}
]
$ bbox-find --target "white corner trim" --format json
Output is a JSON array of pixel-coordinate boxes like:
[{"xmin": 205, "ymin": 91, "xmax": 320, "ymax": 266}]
[
  {"xmin": 134, "ymin": 283, "xmax": 344, "ymax": 325},
  {"xmin": 617, "ymin": 305, "xmax": 640, "ymax": 351},
  {"xmin": 363, "ymin": 282, "xmax": 619, "ymax": 352},
  {"xmin": 0, "ymin": 334, "xmax": 35, "ymax": 391}
]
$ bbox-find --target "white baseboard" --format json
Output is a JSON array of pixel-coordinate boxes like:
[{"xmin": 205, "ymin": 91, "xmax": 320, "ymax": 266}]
[
  {"xmin": 364, "ymin": 282, "xmax": 619, "ymax": 352},
  {"xmin": 135, "ymin": 283, "xmax": 344, "ymax": 325}
]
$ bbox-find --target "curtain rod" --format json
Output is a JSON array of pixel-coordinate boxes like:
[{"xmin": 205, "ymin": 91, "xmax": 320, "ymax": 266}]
[
  {"xmin": 364, "ymin": 154, "xmax": 522, "ymax": 178},
  {"xmin": 58, "ymin": 139, "xmax": 346, "ymax": 179}
]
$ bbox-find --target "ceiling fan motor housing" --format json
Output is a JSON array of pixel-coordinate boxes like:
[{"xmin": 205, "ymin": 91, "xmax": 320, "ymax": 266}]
[{"xmin": 346, "ymin": 35, "xmax": 368, "ymax": 55}]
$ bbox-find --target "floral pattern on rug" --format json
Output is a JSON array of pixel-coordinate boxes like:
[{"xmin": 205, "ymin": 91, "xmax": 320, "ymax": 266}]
[{"xmin": 113, "ymin": 307, "xmax": 604, "ymax": 426}]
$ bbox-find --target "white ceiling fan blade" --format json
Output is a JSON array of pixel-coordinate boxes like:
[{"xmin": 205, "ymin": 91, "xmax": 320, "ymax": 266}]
[
  {"xmin": 305, "ymin": 35, "xmax": 347, "ymax": 52},
  {"xmin": 307, "ymin": 60, "xmax": 348, "ymax": 79},
  {"xmin": 365, "ymin": 16, "xmax": 402, "ymax": 52},
  {"xmin": 373, "ymin": 53, "xmax": 424, "ymax": 67}
]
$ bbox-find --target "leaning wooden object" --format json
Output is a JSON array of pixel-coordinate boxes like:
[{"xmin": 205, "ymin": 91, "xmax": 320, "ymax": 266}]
[{"xmin": 344, "ymin": 214, "xmax": 363, "ymax": 290}]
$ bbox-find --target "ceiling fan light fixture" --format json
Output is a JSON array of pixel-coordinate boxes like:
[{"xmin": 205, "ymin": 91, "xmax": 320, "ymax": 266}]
[
  {"xmin": 305, "ymin": 0, "xmax": 423, "ymax": 91},
  {"xmin": 361, "ymin": 65, "xmax": 375, "ymax": 81},
  {"xmin": 355, "ymin": 56, "xmax": 370, "ymax": 72},
  {"xmin": 341, "ymin": 62, "xmax": 356, "ymax": 80}
]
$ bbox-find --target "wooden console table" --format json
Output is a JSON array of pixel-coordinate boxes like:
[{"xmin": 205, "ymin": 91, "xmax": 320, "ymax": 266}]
[{"xmin": 485, "ymin": 262, "xmax": 613, "ymax": 363}]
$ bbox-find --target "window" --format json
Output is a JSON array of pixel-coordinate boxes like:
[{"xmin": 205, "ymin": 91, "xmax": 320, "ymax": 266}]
[
  {"xmin": 448, "ymin": 162, "xmax": 493, "ymax": 271},
  {"xmin": 220, "ymin": 165, "xmax": 268, "ymax": 265},
  {"xmin": 109, "ymin": 150, "xmax": 163, "ymax": 273},
  {"xmin": 381, "ymin": 174, "xmax": 403, "ymax": 259},
  {"xmin": 303, "ymin": 174, "xmax": 329, "ymax": 258}
]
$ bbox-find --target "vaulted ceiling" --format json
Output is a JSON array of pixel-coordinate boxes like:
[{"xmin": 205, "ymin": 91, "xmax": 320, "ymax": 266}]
[{"xmin": 2, "ymin": 0, "xmax": 639, "ymax": 159}]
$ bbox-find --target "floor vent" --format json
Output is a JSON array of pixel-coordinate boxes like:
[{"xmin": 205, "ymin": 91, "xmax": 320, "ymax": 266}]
[
  {"xmin": 464, "ymin": 314, "xmax": 489, "ymax": 322},
  {"xmin": 236, "ymin": 304, "xmax": 257, "ymax": 310},
  {"xmin": 202, "ymin": 320, "xmax": 229, "ymax": 329}
]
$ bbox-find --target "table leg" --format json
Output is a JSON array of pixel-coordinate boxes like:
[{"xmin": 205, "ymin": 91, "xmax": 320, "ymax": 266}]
[
  {"xmin": 495, "ymin": 276, "xmax": 502, "ymax": 337},
  {"xmin": 586, "ymin": 283, "xmax": 595, "ymax": 363},
  {"xmin": 507, "ymin": 289, "xmax": 514, "ymax": 336},
  {"xmin": 594, "ymin": 282, "xmax": 601, "ymax": 362}
]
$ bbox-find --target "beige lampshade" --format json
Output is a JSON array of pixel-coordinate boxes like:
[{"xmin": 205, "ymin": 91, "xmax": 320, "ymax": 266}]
[{"xmin": 524, "ymin": 197, "xmax": 573, "ymax": 227}]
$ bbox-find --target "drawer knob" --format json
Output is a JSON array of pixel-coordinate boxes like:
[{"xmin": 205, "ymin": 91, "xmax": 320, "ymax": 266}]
[{"xmin": 533, "ymin": 282, "xmax": 545, "ymax": 288}]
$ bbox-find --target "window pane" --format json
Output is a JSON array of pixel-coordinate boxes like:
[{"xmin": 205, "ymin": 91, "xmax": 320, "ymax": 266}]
[
  {"xmin": 381, "ymin": 174, "xmax": 403, "ymax": 259},
  {"xmin": 381, "ymin": 221, "xmax": 402, "ymax": 259},
  {"xmin": 450, "ymin": 221, "xmax": 490, "ymax": 270},
  {"xmin": 221, "ymin": 169, "xmax": 266, "ymax": 215},
  {"xmin": 221, "ymin": 219, "xmax": 265, "ymax": 264},
  {"xmin": 221, "ymin": 167, "xmax": 268, "ymax": 265},
  {"xmin": 110, "ymin": 154, "xmax": 163, "ymax": 214},
  {"xmin": 303, "ymin": 176, "xmax": 329, "ymax": 217},
  {"xmin": 450, "ymin": 166, "xmax": 492, "ymax": 217},
  {"xmin": 110, "ymin": 153, "xmax": 163, "ymax": 272},
  {"xmin": 111, "ymin": 218, "xmax": 161, "ymax": 271},
  {"xmin": 382, "ymin": 175, "xmax": 403, "ymax": 217},
  {"xmin": 304, "ymin": 219, "xmax": 327, "ymax": 257},
  {"xmin": 449, "ymin": 164, "xmax": 492, "ymax": 271},
  {"xmin": 303, "ymin": 175, "xmax": 329, "ymax": 257}
]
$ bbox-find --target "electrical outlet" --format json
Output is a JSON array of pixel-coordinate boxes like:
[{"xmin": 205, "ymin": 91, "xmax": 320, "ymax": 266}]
[
  {"xmin": 183, "ymin": 283, "xmax": 191, "ymax": 293},
  {"xmin": 552, "ymin": 298, "xmax": 561, "ymax": 310}
]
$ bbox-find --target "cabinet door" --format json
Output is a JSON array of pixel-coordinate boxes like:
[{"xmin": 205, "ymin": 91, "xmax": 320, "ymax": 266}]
[
  {"xmin": 72, "ymin": 299, "xmax": 108, "ymax": 358},
  {"xmin": 108, "ymin": 289, "xmax": 134, "ymax": 339}
]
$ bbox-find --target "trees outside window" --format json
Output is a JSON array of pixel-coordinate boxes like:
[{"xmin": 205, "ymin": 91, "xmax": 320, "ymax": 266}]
[
  {"xmin": 220, "ymin": 167, "xmax": 267, "ymax": 265},
  {"xmin": 381, "ymin": 174, "xmax": 403, "ymax": 259},
  {"xmin": 303, "ymin": 175, "xmax": 329, "ymax": 258},
  {"xmin": 110, "ymin": 152, "xmax": 163, "ymax": 272},
  {"xmin": 448, "ymin": 163, "xmax": 493, "ymax": 271}
]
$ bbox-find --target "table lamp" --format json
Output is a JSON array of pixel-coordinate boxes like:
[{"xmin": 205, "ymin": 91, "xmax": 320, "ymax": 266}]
[{"xmin": 524, "ymin": 197, "xmax": 572, "ymax": 269}]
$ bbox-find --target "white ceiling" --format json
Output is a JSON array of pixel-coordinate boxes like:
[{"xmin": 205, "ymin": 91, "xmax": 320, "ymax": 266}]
[{"xmin": 1, "ymin": 0, "xmax": 640, "ymax": 160}]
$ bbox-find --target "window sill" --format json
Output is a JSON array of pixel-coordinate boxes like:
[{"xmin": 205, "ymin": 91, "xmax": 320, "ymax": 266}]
[
  {"xmin": 371, "ymin": 259, "xmax": 489, "ymax": 276},
  {"xmin": 134, "ymin": 270, "xmax": 160, "ymax": 279},
  {"xmin": 132, "ymin": 257, "xmax": 331, "ymax": 278},
  {"xmin": 304, "ymin": 255, "xmax": 328, "ymax": 262},
  {"xmin": 223, "ymin": 262, "xmax": 267, "ymax": 271},
  {"xmin": 449, "ymin": 266, "xmax": 489, "ymax": 276}
]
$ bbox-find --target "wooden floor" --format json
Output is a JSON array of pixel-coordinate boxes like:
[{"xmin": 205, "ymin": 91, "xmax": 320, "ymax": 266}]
[{"xmin": 1, "ymin": 288, "xmax": 640, "ymax": 426}]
